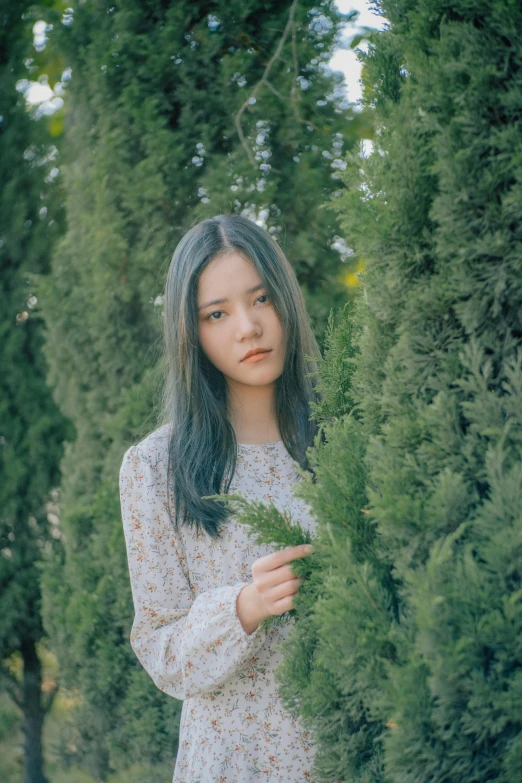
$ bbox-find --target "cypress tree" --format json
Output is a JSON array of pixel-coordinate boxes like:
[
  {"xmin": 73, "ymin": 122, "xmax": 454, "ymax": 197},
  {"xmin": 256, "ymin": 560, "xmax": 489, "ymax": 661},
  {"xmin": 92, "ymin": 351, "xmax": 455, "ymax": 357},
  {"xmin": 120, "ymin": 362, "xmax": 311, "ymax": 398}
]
[
  {"xmin": 0, "ymin": 2, "xmax": 70, "ymax": 781},
  {"xmin": 358, "ymin": 2, "xmax": 522, "ymax": 780},
  {"xmin": 35, "ymin": 0, "xmax": 373, "ymax": 775}
]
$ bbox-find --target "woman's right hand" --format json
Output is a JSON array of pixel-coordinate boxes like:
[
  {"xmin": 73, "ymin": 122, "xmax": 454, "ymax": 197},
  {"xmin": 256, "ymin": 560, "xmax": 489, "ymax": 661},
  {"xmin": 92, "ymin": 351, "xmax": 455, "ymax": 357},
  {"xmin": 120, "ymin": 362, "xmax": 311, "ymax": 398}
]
[
  {"xmin": 236, "ymin": 544, "xmax": 315, "ymax": 634},
  {"xmin": 252, "ymin": 543, "xmax": 315, "ymax": 617}
]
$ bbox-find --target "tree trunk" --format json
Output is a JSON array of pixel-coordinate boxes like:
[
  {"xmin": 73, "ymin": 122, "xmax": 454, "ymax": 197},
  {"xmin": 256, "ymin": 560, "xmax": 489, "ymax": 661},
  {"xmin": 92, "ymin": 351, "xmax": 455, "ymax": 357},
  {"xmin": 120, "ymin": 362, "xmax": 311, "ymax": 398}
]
[{"xmin": 21, "ymin": 638, "xmax": 48, "ymax": 783}]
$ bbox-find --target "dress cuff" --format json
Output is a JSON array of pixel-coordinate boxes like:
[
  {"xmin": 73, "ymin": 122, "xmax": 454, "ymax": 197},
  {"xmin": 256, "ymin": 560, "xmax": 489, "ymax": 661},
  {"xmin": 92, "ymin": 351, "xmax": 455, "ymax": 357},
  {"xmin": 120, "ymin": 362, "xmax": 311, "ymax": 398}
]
[{"xmin": 228, "ymin": 581, "xmax": 269, "ymax": 647}]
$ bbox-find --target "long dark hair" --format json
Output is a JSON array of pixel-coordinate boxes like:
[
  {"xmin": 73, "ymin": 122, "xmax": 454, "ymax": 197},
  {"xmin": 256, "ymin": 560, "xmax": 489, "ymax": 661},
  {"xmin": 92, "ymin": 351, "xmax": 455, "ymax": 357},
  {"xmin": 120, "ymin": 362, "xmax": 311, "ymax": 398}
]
[{"xmin": 156, "ymin": 214, "xmax": 324, "ymax": 540}]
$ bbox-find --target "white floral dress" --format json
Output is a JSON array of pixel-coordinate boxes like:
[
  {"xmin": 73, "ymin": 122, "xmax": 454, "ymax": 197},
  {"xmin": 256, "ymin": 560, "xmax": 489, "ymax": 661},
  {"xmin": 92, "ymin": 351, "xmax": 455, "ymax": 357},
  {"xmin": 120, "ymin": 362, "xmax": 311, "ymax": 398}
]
[{"xmin": 119, "ymin": 423, "xmax": 319, "ymax": 783}]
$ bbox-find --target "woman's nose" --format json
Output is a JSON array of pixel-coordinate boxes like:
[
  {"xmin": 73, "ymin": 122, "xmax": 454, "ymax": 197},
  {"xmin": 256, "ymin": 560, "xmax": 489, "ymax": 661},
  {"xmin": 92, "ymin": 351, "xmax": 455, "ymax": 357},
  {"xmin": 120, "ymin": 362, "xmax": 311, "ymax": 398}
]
[{"xmin": 236, "ymin": 311, "xmax": 260, "ymax": 336}]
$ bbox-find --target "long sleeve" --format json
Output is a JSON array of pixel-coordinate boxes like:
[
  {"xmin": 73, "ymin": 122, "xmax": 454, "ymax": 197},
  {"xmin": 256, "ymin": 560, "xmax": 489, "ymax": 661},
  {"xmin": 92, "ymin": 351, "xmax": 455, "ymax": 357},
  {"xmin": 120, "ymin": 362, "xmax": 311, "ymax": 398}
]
[{"xmin": 118, "ymin": 443, "xmax": 268, "ymax": 701}]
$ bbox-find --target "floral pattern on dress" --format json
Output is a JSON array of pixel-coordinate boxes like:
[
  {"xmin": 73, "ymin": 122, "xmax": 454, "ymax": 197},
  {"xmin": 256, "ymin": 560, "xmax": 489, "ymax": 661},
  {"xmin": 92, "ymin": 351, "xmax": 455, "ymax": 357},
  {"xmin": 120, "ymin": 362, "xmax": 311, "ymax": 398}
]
[{"xmin": 119, "ymin": 423, "xmax": 319, "ymax": 782}]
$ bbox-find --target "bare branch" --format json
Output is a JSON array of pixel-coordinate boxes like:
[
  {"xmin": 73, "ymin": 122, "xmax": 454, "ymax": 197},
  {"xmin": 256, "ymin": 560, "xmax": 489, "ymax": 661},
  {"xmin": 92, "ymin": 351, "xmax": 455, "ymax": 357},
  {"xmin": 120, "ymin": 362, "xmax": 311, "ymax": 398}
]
[
  {"xmin": 264, "ymin": 78, "xmax": 320, "ymax": 146},
  {"xmin": 264, "ymin": 80, "xmax": 286, "ymax": 102},
  {"xmin": 290, "ymin": 19, "xmax": 321, "ymax": 133},
  {"xmin": 235, "ymin": 0, "xmax": 300, "ymax": 166}
]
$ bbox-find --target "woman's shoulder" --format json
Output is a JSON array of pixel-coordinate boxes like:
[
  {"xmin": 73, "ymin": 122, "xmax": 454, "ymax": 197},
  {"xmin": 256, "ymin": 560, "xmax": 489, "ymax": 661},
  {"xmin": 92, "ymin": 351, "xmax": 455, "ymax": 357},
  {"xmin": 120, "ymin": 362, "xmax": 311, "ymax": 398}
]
[{"xmin": 122, "ymin": 423, "xmax": 172, "ymax": 469}]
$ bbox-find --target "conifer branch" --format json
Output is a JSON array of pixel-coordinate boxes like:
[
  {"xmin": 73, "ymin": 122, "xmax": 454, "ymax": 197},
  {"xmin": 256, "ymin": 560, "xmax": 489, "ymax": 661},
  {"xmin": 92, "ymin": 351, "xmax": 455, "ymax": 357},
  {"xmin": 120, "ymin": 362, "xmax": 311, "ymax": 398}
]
[
  {"xmin": 351, "ymin": 567, "xmax": 387, "ymax": 619},
  {"xmin": 204, "ymin": 491, "xmax": 313, "ymax": 549}
]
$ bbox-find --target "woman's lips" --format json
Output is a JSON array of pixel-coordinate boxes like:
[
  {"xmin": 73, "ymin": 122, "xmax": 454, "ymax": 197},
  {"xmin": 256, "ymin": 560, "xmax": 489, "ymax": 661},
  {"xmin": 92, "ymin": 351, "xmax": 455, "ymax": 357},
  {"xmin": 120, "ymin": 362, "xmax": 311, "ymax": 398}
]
[{"xmin": 242, "ymin": 350, "xmax": 272, "ymax": 363}]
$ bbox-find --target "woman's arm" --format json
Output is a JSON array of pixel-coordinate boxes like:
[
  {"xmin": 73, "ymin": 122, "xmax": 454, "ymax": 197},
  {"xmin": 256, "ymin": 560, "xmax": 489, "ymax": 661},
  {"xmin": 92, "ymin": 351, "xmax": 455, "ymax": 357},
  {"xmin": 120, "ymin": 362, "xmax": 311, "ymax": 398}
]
[{"xmin": 119, "ymin": 443, "xmax": 268, "ymax": 700}]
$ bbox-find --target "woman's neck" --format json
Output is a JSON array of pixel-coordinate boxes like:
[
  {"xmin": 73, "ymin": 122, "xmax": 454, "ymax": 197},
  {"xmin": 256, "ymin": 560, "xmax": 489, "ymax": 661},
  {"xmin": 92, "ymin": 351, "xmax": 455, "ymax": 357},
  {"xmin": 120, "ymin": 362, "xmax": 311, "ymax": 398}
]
[{"xmin": 227, "ymin": 381, "xmax": 280, "ymax": 445}]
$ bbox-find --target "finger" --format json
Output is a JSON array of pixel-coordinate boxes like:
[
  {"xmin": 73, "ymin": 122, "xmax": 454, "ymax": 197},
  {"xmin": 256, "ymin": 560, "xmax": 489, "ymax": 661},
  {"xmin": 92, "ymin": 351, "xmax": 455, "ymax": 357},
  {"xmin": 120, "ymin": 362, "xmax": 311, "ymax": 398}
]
[
  {"xmin": 264, "ymin": 559, "xmax": 308, "ymax": 587},
  {"xmin": 257, "ymin": 564, "xmax": 292, "ymax": 590},
  {"xmin": 271, "ymin": 577, "xmax": 301, "ymax": 600},
  {"xmin": 266, "ymin": 544, "xmax": 314, "ymax": 570},
  {"xmin": 273, "ymin": 593, "xmax": 297, "ymax": 614},
  {"xmin": 267, "ymin": 577, "xmax": 302, "ymax": 602}
]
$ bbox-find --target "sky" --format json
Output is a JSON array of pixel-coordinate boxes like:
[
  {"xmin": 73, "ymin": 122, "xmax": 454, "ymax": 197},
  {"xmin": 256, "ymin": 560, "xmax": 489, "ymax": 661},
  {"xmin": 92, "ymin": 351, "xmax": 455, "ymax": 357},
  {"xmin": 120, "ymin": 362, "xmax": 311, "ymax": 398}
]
[{"xmin": 330, "ymin": 0, "xmax": 387, "ymax": 104}]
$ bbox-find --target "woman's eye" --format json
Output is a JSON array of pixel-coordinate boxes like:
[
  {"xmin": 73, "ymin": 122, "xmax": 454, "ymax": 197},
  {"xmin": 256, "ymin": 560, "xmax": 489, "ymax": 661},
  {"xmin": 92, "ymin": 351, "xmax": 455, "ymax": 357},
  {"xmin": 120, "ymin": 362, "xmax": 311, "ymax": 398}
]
[{"xmin": 206, "ymin": 294, "xmax": 269, "ymax": 321}]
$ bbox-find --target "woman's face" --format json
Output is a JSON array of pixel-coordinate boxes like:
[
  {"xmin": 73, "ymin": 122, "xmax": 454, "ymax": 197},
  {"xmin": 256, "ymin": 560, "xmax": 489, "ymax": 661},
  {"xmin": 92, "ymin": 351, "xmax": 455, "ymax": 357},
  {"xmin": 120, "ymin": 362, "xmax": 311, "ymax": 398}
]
[{"xmin": 197, "ymin": 250, "xmax": 286, "ymax": 388}]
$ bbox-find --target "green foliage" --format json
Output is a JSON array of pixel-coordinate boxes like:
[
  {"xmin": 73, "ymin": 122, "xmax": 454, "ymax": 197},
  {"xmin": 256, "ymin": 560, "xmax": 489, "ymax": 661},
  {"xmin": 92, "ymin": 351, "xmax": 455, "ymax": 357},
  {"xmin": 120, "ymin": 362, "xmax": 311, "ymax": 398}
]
[
  {"xmin": 303, "ymin": 0, "xmax": 522, "ymax": 780},
  {"xmin": 306, "ymin": 297, "xmax": 364, "ymax": 424},
  {"xmin": 0, "ymin": 691, "xmax": 23, "ymax": 783},
  {"xmin": 353, "ymin": 1, "xmax": 522, "ymax": 775},
  {"xmin": 40, "ymin": 473, "xmax": 181, "ymax": 778}
]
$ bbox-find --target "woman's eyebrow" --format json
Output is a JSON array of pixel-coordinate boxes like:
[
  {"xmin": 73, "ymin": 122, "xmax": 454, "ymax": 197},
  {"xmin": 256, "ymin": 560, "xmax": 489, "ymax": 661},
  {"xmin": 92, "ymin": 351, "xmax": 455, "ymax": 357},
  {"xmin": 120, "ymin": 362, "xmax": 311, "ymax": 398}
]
[{"xmin": 198, "ymin": 282, "xmax": 265, "ymax": 311}]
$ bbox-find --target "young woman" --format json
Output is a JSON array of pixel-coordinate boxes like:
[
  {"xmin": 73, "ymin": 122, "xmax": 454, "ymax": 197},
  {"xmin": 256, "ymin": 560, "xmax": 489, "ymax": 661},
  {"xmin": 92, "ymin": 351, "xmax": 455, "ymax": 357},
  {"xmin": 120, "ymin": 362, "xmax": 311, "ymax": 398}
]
[{"xmin": 119, "ymin": 214, "xmax": 324, "ymax": 782}]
